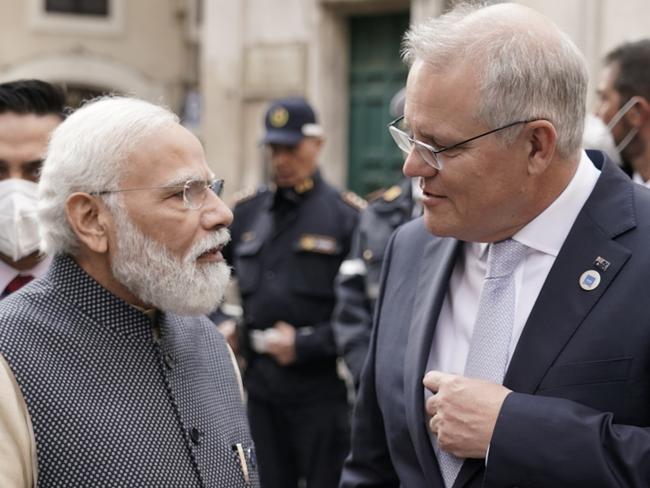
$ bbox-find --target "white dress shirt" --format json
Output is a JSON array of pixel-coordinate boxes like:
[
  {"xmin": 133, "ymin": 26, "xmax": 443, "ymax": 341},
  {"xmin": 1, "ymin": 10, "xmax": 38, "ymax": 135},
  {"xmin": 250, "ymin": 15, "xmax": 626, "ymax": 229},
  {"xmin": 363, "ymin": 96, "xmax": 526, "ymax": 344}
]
[
  {"xmin": 0, "ymin": 255, "xmax": 52, "ymax": 296},
  {"xmin": 427, "ymin": 151, "xmax": 601, "ymax": 376},
  {"xmin": 632, "ymin": 171, "xmax": 650, "ymax": 188}
]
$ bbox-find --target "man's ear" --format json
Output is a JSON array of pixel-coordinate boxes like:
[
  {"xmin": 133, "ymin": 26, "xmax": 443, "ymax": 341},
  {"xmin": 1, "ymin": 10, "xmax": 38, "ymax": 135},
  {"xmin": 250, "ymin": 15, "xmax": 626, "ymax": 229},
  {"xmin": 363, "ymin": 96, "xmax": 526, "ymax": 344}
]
[
  {"xmin": 64, "ymin": 193, "xmax": 112, "ymax": 254},
  {"xmin": 524, "ymin": 119, "xmax": 557, "ymax": 176}
]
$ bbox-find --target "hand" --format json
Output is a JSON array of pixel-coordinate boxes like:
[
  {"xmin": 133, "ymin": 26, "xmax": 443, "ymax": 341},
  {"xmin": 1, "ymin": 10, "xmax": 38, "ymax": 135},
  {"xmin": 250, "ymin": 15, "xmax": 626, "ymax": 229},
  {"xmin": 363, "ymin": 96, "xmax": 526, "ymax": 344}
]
[
  {"xmin": 266, "ymin": 321, "xmax": 297, "ymax": 366},
  {"xmin": 217, "ymin": 319, "xmax": 240, "ymax": 354},
  {"xmin": 423, "ymin": 371, "xmax": 512, "ymax": 459}
]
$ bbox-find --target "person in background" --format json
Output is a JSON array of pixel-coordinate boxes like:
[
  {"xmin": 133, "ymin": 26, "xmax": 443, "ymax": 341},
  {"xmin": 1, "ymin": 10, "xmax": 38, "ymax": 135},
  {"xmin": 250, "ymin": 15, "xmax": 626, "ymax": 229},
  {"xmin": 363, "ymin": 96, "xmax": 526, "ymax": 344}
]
[
  {"xmin": 216, "ymin": 97, "xmax": 362, "ymax": 488},
  {"xmin": 332, "ymin": 87, "xmax": 422, "ymax": 388},
  {"xmin": 595, "ymin": 38, "xmax": 650, "ymax": 186},
  {"xmin": 582, "ymin": 113, "xmax": 623, "ymax": 166},
  {"xmin": 0, "ymin": 79, "xmax": 65, "ymax": 298},
  {"xmin": 0, "ymin": 96, "xmax": 258, "ymax": 487},
  {"xmin": 342, "ymin": 3, "xmax": 650, "ymax": 487}
]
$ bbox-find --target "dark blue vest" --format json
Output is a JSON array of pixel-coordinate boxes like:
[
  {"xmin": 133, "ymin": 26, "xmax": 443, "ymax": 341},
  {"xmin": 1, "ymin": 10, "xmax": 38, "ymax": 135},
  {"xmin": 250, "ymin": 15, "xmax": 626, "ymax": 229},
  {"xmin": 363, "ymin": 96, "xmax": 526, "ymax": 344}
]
[{"xmin": 0, "ymin": 255, "xmax": 258, "ymax": 487}]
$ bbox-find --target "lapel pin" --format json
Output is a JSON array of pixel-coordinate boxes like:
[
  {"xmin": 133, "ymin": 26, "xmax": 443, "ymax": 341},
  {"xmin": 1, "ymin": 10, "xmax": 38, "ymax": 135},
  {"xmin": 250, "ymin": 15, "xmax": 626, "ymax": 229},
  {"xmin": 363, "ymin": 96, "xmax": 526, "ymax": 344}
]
[
  {"xmin": 579, "ymin": 270, "xmax": 601, "ymax": 291},
  {"xmin": 593, "ymin": 256, "xmax": 611, "ymax": 272}
]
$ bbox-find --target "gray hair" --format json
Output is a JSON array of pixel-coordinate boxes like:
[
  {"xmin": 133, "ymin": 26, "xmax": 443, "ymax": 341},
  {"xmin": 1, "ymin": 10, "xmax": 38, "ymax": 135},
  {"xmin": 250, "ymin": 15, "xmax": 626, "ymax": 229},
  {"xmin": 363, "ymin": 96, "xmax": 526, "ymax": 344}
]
[
  {"xmin": 39, "ymin": 96, "xmax": 179, "ymax": 255},
  {"xmin": 402, "ymin": 2, "xmax": 588, "ymax": 158}
]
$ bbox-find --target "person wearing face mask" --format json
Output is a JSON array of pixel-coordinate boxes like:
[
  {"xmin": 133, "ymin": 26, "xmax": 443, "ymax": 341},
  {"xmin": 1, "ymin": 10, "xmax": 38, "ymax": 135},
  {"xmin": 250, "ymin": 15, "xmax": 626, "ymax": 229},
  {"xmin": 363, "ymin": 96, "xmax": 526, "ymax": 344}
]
[
  {"xmin": 595, "ymin": 39, "xmax": 650, "ymax": 187},
  {"xmin": 0, "ymin": 80, "xmax": 66, "ymax": 298}
]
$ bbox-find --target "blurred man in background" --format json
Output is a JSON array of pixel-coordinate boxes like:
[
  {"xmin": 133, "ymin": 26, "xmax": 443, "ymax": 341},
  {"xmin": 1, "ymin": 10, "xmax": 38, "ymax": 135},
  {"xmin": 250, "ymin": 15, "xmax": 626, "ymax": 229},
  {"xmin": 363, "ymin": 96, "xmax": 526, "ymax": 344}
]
[
  {"xmin": 0, "ymin": 80, "xmax": 65, "ymax": 298},
  {"xmin": 216, "ymin": 97, "xmax": 362, "ymax": 488},
  {"xmin": 332, "ymin": 88, "xmax": 422, "ymax": 388},
  {"xmin": 595, "ymin": 39, "xmax": 650, "ymax": 186}
]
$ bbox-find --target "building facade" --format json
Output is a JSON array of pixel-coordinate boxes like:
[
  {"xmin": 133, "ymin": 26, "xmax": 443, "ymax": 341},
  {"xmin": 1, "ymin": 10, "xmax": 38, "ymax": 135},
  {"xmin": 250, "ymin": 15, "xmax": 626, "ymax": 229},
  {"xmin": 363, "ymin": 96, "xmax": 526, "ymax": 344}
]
[
  {"xmin": 1, "ymin": 1, "xmax": 649, "ymax": 198},
  {"xmin": 202, "ymin": 0, "xmax": 650, "ymax": 198},
  {"xmin": 0, "ymin": 0, "xmax": 199, "ymax": 112}
]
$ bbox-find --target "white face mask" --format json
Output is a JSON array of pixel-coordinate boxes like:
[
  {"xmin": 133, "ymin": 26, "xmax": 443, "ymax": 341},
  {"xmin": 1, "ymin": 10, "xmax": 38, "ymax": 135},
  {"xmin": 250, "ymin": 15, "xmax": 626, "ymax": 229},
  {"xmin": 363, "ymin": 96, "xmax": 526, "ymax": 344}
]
[
  {"xmin": 0, "ymin": 178, "xmax": 41, "ymax": 262},
  {"xmin": 583, "ymin": 114, "xmax": 622, "ymax": 166},
  {"xmin": 606, "ymin": 96, "xmax": 642, "ymax": 154}
]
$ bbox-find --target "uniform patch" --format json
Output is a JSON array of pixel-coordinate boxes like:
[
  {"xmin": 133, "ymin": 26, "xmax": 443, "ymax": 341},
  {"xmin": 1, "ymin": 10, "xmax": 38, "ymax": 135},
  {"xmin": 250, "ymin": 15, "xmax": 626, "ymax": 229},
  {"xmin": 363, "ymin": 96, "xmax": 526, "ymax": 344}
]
[{"xmin": 298, "ymin": 234, "xmax": 338, "ymax": 254}]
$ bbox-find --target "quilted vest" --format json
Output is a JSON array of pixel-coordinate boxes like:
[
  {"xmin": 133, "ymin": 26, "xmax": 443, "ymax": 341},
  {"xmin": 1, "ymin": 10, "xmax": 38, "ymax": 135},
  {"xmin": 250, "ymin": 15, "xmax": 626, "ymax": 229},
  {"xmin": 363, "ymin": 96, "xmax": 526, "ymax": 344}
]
[{"xmin": 0, "ymin": 255, "xmax": 259, "ymax": 487}]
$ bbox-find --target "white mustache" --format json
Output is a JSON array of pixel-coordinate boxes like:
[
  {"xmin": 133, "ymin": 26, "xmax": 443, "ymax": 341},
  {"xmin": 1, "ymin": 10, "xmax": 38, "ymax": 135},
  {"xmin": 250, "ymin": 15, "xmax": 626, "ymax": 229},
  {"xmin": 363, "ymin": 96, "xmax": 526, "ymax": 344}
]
[{"xmin": 185, "ymin": 228, "xmax": 231, "ymax": 263}]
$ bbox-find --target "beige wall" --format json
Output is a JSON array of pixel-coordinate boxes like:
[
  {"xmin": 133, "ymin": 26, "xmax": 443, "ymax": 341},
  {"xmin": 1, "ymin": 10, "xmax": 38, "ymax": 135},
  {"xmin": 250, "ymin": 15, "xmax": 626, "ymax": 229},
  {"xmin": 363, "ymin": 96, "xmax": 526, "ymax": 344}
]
[
  {"xmin": 202, "ymin": 0, "xmax": 650, "ymax": 198},
  {"xmin": 0, "ymin": 0, "xmax": 192, "ymax": 109}
]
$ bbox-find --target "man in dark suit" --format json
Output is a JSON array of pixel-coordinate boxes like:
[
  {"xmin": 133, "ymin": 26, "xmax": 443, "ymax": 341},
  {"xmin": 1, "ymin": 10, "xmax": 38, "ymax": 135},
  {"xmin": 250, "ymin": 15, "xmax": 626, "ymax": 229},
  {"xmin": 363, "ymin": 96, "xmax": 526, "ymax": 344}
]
[{"xmin": 342, "ymin": 3, "xmax": 650, "ymax": 488}]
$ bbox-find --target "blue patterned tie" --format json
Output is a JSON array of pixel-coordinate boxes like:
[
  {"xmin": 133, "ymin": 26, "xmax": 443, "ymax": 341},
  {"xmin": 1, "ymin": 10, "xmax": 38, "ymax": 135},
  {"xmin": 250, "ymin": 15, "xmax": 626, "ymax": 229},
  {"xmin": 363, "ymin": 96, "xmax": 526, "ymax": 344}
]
[{"xmin": 435, "ymin": 239, "xmax": 527, "ymax": 487}]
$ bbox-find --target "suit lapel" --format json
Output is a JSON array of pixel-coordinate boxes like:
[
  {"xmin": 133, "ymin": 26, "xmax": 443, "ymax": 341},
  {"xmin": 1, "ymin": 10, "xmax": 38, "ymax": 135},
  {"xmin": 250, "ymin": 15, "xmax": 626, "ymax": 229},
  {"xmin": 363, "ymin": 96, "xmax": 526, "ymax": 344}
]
[
  {"xmin": 404, "ymin": 236, "xmax": 461, "ymax": 487},
  {"xmin": 504, "ymin": 160, "xmax": 635, "ymax": 393}
]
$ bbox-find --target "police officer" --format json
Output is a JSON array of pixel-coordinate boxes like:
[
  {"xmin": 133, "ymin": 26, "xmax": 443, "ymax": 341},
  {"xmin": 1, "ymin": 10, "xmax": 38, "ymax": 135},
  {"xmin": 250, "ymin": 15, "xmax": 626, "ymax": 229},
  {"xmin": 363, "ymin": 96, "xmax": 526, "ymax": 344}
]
[
  {"xmin": 332, "ymin": 88, "xmax": 422, "ymax": 388},
  {"xmin": 216, "ymin": 97, "xmax": 362, "ymax": 488}
]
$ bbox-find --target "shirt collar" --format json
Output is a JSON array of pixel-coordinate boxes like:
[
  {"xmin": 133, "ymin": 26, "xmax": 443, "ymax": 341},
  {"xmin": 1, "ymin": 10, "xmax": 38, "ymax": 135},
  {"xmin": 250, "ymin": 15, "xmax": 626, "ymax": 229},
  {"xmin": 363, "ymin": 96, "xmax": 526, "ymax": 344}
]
[
  {"xmin": 513, "ymin": 150, "xmax": 600, "ymax": 257},
  {"xmin": 468, "ymin": 151, "xmax": 600, "ymax": 261},
  {"xmin": 0, "ymin": 254, "xmax": 52, "ymax": 294},
  {"xmin": 632, "ymin": 171, "xmax": 650, "ymax": 188}
]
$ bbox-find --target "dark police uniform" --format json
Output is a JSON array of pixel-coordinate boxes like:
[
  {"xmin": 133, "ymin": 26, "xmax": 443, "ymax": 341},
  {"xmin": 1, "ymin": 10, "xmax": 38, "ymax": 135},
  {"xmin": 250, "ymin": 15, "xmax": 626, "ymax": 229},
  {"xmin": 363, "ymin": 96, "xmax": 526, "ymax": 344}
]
[
  {"xmin": 332, "ymin": 177, "xmax": 419, "ymax": 387},
  {"xmin": 224, "ymin": 170, "xmax": 362, "ymax": 488}
]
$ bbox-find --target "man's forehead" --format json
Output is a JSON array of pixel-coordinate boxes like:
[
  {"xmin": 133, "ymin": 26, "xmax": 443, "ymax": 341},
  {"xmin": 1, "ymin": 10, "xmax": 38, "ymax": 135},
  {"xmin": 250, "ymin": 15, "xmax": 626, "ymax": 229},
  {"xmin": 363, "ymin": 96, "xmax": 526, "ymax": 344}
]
[{"xmin": 405, "ymin": 61, "xmax": 477, "ymax": 134}]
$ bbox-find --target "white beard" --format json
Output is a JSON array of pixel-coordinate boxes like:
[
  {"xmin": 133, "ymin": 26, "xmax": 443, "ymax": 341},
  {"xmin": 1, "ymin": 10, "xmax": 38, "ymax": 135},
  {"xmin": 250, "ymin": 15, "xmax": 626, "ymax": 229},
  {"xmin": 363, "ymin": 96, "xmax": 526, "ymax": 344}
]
[{"xmin": 109, "ymin": 204, "xmax": 231, "ymax": 316}]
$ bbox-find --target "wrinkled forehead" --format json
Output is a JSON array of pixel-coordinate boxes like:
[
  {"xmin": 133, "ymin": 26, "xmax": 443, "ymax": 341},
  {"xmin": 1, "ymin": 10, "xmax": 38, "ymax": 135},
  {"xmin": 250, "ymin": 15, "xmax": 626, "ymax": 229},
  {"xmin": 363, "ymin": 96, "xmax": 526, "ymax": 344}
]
[
  {"xmin": 122, "ymin": 124, "xmax": 213, "ymax": 187},
  {"xmin": 404, "ymin": 59, "xmax": 479, "ymax": 129}
]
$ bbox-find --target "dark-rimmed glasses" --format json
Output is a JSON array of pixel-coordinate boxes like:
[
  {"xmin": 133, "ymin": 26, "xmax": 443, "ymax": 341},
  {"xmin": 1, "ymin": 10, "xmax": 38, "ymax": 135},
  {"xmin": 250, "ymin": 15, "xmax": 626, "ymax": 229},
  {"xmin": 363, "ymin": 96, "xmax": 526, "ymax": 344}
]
[
  {"xmin": 388, "ymin": 115, "xmax": 538, "ymax": 170},
  {"xmin": 93, "ymin": 178, "xmax": 224, "ymax": 210}
]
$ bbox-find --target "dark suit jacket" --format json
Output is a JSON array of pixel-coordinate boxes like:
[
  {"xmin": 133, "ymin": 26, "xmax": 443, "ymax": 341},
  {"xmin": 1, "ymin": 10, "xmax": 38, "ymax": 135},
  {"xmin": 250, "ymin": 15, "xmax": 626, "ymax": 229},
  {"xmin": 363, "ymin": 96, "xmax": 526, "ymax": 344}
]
[{"xmin": 341, "ymin": 152, "xmax": 650, "ymax": 488}]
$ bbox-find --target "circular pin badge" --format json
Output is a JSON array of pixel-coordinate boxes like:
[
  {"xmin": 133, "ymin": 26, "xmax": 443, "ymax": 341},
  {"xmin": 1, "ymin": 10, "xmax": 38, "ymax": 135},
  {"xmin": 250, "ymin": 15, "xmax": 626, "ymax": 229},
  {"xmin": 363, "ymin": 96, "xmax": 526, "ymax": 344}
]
[{"xmin": 579, "ymin": 270, "xmax": 601, "ymax": 291}]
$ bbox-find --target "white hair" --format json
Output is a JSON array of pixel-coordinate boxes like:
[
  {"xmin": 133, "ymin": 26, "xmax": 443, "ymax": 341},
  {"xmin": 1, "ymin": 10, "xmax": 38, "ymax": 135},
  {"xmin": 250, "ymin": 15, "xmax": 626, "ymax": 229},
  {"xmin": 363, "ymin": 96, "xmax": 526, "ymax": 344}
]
[
  {"xmin": 402, "ymin": 2, "xmax": 588, "ymax": 158},
  {"xmin": 38, "ymin": 96, "xmax": 179, "ymax": 255}
]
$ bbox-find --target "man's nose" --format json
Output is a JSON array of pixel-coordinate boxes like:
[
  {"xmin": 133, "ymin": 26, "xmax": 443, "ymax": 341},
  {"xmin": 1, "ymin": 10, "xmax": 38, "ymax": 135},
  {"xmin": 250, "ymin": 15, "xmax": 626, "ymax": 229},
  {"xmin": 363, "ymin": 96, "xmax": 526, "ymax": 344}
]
[
  {"xmin": 201, "ymin": 190, "xmax": 233, "ymax": 229},
  {"xmin": 402, "ymin": 150, "xmax": 438, "ymax": 178}
]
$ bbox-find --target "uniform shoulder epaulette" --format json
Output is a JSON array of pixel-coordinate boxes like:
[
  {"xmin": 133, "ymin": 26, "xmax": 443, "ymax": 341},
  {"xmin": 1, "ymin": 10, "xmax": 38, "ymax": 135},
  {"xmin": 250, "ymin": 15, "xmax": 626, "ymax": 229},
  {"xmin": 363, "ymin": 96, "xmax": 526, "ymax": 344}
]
[
  {"xmin": 365, "ymin": 187, "xmax": 386, "ymax": 203},
  {"xmin": 341, "ymin": 190, "xmax": 367, "ymax": 211},
  {"xmin": 231, "ymin": 185, "xmax": 267, "ymax": 207},
  {"xmin": 382, "ymin": 185, "xmax": 402, "ymax": 202}
]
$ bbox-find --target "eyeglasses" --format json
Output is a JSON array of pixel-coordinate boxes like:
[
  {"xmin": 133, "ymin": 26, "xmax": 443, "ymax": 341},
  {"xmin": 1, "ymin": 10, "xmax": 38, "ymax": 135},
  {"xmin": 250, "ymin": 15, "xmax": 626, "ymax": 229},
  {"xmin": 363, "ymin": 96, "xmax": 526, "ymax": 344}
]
[
  {"xmin": 388, "ymin": 115, "xmax": 536, "ymax": 170},
  {"xmin": 93, "ymin": 178, "xmax": 225, "ymax": 210}
]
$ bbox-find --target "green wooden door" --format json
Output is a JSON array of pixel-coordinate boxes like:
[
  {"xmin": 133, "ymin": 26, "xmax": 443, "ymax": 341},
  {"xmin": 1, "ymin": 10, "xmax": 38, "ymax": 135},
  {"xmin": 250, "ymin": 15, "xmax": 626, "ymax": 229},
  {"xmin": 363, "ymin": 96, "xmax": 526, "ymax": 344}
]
[{"xmin": 347, "ymin": 12, "xmax": 409, "ymax": 196}]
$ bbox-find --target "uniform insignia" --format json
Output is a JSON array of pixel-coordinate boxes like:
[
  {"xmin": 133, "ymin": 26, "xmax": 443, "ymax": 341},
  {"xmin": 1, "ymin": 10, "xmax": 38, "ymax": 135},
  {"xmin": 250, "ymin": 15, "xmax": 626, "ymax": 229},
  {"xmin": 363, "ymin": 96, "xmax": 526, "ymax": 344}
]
[
  {"xmin": 269, "ymin": 107, "xmax": 289, "ymax": 127},
  {"xmin": 362, "ymin": 249, "xmax": 373, "ymax": 261},
  {"xmin": 298, "ymin": 234, "xmax": 338, "ymax": 254},
  {"xmin": 294, "ymin": 177, "xmax": 314, "ymax": 194},
  {"xmin": 242, "ymin": 231, "xmax": 255, "ymax": 242},
  {"xmin": 341, "ymin": 191, "xmax": 367, "ymax": 210},
  {"xmin": 383, "ymin": 185, "xmax": 402, "ymax": 202}
]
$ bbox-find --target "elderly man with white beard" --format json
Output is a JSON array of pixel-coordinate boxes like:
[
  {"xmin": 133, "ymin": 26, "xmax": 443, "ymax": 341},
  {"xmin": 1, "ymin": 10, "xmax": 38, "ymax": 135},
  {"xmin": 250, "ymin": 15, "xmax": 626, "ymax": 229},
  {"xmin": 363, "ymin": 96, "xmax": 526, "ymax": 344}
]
[{"xmin": 0, "ymin": 96, "xmax": 259, "ymax": 487}]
